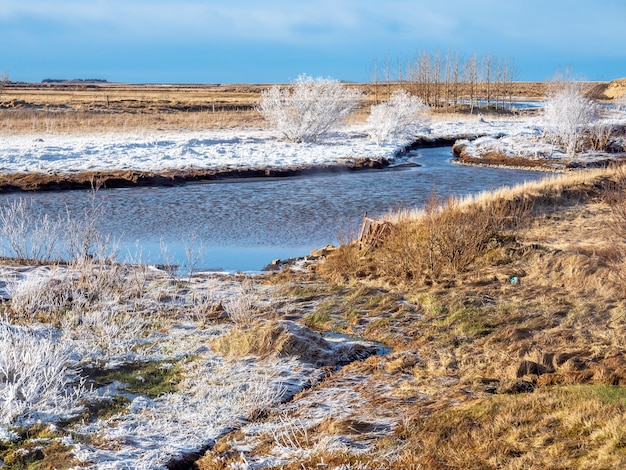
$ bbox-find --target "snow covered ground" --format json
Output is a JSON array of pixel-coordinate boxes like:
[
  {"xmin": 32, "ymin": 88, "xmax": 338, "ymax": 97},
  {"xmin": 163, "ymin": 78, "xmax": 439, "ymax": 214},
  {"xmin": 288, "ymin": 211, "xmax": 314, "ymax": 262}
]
[
  {"xmin": 0, "ymin": 116, "xmax": 547, "ymax": 175},
  {"xmin": 1, "ymin": 109, "xmax": 625, "ymax": 177},
  {"xmin": 0, "ymin": 127, "xmax": 403, "ymax": 174},
  {"xmin": 0, "ymin": 263, "xmax": 382, "ymax": 469}
]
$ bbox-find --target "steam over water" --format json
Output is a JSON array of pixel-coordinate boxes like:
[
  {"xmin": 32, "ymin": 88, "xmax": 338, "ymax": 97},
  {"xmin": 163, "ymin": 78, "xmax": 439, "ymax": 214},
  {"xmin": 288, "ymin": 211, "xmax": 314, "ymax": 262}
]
[{"xmin": 2, "ymin": 147, "xmax": 546, "ymax": 271}]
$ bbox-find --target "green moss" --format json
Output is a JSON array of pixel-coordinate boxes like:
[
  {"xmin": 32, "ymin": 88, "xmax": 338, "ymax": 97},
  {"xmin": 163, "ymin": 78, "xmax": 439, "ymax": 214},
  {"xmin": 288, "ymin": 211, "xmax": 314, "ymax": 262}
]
[
  {"xmin": 86, "ymin": 360, "xmax": 184, "ymax": 399},
  {"xmin": 435, "ymin": 306, "xmax": 494, "ymax": 338},
  {"xmin": 303, "ymin": 310, "xmax": 331, "ymax": 328},
  {"xmin": 561, "ymin": 384, "xmax": 626, "ymax": 407}
]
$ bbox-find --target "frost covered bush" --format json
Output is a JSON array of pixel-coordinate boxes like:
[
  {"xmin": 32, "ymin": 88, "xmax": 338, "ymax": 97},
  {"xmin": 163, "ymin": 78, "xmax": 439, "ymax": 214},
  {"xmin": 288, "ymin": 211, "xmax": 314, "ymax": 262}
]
[
  {"xmin": 366, "ymin": 90, "xmax": 430, "ymax": 144},
  {"xmin": 0, "ymin": 321, "xmax": 85, "ymax": 426},
  {"xmin": 258, "ymin": 74, "xmax": 363, "ymax": 143},
  {"xmin": 0, "ymin": 192, "xmax": 114, "ymax": 264},
  {"xmin": 6, "ymin": 269, "xmax": 70, "ymax": 319},
  {"xmin": 0, "ymin": 198, "xmax": 63, "ymax": 262},
  {"xmin": 543, "ymin": 83, "xmax": 596, "ymax": 157}
]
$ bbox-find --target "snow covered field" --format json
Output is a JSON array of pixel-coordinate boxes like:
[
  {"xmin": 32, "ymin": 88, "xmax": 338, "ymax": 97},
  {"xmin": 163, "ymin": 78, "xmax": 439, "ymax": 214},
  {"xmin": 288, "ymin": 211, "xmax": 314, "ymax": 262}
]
[
  {"xmin": 0, "ymin": 116, "xmax": 549, "ymax": 175},
  {"xmin": 0, "ymin": 127, "xmax": 403, "ymax": 175},
  {"xmin": 2, "ymin": 111, "xmax": 622, "ymax": 177}
]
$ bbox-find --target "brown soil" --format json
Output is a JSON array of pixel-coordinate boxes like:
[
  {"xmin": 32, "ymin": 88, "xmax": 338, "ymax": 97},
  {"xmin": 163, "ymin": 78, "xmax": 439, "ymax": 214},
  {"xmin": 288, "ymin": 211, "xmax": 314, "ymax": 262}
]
[{"xmin": 0, "ymin": 157, "xmax": 391, "ymax": 193}]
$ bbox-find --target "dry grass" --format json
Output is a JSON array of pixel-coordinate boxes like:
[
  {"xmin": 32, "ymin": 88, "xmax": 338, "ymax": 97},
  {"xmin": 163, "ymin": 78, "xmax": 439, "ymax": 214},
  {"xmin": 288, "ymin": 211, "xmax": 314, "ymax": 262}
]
[
  {"xmin": 270, "ymin": 165, "xmax": 626, "ymax": 467},
  {"xmin": 390, "ymin": 384, "xmax": 626, "ymax": 469},
  {"xmin": 0, "ymin": 83, "xmax": 269, "ymax": 133},
  {"xmin": 0, "ymin": 80, "xmax": 581, "ymax": 134}
]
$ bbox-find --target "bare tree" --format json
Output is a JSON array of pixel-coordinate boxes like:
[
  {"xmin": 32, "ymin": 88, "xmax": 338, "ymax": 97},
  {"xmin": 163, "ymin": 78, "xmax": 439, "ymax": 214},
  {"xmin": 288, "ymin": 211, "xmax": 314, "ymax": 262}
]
[
  {"xmin": 0, "ymin": 73, "xmax": 8, "ymax": 100},
  {"xmin": 370, "ymin": 58, "xmax": 381, "ymax": 105},
  {"xmin": 464, "ymin": 53, "xmax": 479, "ymax": 114},
  {"xmin": 483, "ymin": 54, "xmax": 493, "ymax": 108}
]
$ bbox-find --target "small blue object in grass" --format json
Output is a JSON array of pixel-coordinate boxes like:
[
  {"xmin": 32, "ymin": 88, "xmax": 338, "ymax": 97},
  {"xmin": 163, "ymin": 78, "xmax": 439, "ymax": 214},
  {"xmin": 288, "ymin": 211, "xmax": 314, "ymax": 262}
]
[{"xmin": 509, "ymin": 276, "xmax": 519, "ymax": 285}]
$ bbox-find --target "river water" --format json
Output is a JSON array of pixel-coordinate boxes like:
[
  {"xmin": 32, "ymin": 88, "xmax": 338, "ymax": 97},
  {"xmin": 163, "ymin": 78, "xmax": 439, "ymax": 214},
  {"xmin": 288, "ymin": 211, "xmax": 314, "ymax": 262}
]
[{"xmin": 0, "ymin": 147, "xmax": 547, "ymax": 272}]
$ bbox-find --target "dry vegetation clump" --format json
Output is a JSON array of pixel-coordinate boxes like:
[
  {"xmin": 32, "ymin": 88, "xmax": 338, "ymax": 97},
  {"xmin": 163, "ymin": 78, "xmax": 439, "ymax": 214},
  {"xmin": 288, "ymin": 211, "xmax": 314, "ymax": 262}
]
[
  {"xmin": 605, "ymin": 164, "xmax": 626, "ymax": 295},
  {"xmin": 211, "ymin": 319, "xmax": 376, "ymax": 367},
  {"xmin": 319, "ymin": 192, "xmax": 533, "ymax": 287}
]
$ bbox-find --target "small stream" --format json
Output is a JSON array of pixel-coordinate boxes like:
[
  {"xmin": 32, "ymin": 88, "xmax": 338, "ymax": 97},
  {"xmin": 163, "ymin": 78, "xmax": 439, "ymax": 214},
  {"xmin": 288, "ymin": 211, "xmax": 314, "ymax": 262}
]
[{"xmin": 0, "ymin": 146, "xmax": 547, "ymax": 272}]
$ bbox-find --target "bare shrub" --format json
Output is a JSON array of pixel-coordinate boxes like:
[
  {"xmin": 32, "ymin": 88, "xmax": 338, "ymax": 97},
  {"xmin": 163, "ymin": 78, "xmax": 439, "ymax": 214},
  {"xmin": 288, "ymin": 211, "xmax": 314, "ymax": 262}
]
[
  {"xmin": 65, "ymin": 190, "xmax": 115, "ymax": 263},
  {"xmin": 6, "ymin": 270, "xmax": 71, "ymax": 321},
  {"xmin": 182, "ymin": 230, "xmax": 204, "ymax": 280},
  {"xmin": 322, "ymin": 193, "xmax": 532, "ymax": 285},
  {"xmin": 543, "ymin": 81, "xmax": 596, "ymax": 158},
  {"xmin": 224, "ymin": 279, "xmax": 259, "ymax": 325},
  {"xmin": 7, "ymin": 262, "xmax": 147, "ymax": 325},
  {"xmin": 366, "ymin": 89, "xmax": 430, "ymax": 144},
  {"xmin": 0, "ymin": 198, "xmax": 63, "ymax": 262},
  {"xmin": 258, "ymin": 74, "xmax": 363, "ymax": 143},
  {"xmin": 585, "ymin": 123, "xmax": 616, "ymax": 152},
  {"xmin": 0, "ymin": 320, "xmax": 86, "ymax": 426}
]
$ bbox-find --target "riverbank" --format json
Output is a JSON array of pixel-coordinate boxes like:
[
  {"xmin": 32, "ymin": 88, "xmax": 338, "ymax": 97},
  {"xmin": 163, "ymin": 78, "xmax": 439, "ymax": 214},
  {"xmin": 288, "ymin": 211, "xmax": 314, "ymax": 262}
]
[
  {"xmin": 2, "ymin": 167, "xmax": 626, "ymax": 468},
  {"xmin": 1, "ymin": 109, "xmax": 625, "ymax": 193},
  {"xmin": 0, "ymin": 157, "xmax": 393, "ymax": 192}
]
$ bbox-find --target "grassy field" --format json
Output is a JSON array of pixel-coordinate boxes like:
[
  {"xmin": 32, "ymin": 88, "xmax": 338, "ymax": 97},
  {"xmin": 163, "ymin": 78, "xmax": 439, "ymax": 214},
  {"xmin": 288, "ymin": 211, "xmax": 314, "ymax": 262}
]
[
  {"xmin": 0, "ymin": 80, "xmax": 608, "ymax": 134},
  {"xmin": 1, "ymin": 79, "xmax": 626, "ymax": 468},
  {"xmin": 196, "ymin": 166, "xmax": 626, "ymax": 468}
]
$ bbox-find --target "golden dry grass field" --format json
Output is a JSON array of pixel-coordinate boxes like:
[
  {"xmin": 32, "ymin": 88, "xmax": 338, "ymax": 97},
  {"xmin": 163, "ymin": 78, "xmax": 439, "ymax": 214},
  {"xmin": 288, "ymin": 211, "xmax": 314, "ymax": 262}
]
[{"xmin": 0, "ymin": 80, "xmax": 606, "ymax": 134}]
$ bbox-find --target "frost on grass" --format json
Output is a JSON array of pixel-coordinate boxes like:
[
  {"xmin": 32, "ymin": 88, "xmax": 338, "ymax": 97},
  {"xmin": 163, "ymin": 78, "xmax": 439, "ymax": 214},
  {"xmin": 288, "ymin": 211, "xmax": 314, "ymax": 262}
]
[
  {"xmin": 0, "ymin": 320, "xmax": 87, "ymax": 428},
  {"xmin": 72, "ymin": 357, "xmax": 295, "ymax": 469},
  {"xmin": 0, "ymin": 263, "xmax": 334, "ymax": 468}
]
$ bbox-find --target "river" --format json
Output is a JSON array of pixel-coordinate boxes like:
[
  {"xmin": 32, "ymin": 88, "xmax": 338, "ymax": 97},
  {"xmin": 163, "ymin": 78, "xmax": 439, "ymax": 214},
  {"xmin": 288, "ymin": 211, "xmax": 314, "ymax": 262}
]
[{"xmin": 0, "ymin": 147, "xmax": 547, "ymax": 272}]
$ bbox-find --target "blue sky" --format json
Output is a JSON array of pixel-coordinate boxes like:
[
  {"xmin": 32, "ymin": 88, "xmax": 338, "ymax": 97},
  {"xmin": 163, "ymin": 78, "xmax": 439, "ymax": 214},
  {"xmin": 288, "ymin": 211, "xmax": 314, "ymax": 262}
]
[{"xmin": 1, "ymin": 0, "xmax": 625, "ymax": 84}]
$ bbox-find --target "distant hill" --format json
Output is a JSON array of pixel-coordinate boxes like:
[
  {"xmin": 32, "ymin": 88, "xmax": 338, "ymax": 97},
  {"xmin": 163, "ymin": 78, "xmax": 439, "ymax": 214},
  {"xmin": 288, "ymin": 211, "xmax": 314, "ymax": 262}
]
[
  {"xmin": 586, "ymin": 78, "xmax": 626, "ymax": 100},
  {"xmin": 41, "ymin": 78, "xmax": 109, "ymax": 84}
]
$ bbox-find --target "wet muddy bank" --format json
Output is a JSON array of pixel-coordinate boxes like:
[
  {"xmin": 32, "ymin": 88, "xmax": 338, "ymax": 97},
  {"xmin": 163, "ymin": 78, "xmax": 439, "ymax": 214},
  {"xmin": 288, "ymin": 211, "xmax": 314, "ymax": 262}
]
[{"xmin": 0, "ymin": 157, "xmax": 392, "ymax": 192}]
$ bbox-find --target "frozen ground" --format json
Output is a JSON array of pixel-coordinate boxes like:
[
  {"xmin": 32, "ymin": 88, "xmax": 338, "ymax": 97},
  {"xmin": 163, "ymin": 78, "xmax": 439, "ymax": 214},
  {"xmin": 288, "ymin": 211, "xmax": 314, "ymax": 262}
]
[
  {"xmin": 1, "ymin": 111, "xmax": 625, "ymax": 176},
  {"xmin": 0, "ymin": 127, "xmax": 402, "ymax": 174},
  {"xmin": 0, "ymin": 116, "xmax": 545, "ymax": 175},
  {"xmin": 0, "ymin": 263, "xmax": 382, "ymax": 469}
]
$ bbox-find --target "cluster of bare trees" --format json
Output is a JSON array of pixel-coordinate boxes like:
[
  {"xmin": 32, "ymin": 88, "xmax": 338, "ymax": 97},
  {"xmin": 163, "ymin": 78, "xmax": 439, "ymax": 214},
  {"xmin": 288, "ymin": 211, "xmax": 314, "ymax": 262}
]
[
  {"xmin": 371, "ymin": 51, "xmax": 517, "ymax": 113},
  {"xmin": 0, "ymin": 73, "xmax": 8, "ymax": 99}
]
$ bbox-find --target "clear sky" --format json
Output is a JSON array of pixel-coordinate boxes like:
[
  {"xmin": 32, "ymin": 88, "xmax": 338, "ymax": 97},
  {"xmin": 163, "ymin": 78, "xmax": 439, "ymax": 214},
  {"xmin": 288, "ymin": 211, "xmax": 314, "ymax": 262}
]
[{"xmin": 1, "ymin": 0, "xmax": 625, "ymax": 84}]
